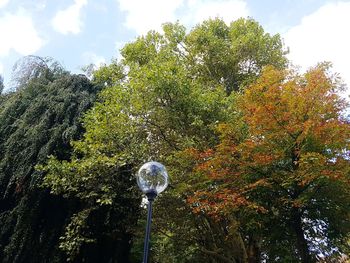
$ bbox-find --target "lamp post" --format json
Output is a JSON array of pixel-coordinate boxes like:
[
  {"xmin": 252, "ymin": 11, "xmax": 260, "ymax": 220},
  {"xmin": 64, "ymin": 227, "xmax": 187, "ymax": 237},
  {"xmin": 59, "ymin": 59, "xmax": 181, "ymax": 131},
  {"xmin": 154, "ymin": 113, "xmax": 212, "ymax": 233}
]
[{"xmin": 136, "ymin": 161, "xmax": 169, "ymax": 263}]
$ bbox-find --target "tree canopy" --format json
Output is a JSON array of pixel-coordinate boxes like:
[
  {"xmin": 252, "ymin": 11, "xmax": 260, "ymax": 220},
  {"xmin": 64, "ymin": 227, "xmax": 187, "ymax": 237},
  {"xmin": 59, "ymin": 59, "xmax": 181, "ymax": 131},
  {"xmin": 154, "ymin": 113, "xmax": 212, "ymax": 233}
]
[
  {"xmin": 0, "ymin": 57, "xmax": 99, "ymax": 262},
  {"xmin": 41, "ymin": 18, "xmax": 289, "ymax": 262},
  {"xmin": 187, "ymin": 64, "xmax": 350, "ymax": 262},
  {"xmin": 2, "ymin": 17, "xmax": 348, "ymax": 263}
]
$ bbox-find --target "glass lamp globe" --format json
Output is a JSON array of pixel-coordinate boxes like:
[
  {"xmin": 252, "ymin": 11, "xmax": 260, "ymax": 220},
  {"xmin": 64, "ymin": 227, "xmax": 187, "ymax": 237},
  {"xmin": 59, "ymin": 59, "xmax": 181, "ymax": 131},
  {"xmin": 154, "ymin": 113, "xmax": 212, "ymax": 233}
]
[{"xmin": 136, "ymin": 161, "xmax": 169, "ymax": 195}]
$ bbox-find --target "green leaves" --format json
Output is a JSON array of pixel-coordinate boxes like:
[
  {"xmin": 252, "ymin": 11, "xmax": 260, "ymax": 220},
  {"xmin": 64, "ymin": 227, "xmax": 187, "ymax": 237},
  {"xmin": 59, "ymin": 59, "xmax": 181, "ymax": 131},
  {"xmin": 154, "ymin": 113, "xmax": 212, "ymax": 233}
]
[
  {"xmin": 37, "ymin": 18, "xmax": 289, "ymax": 262},
  {"xmin": 58, "ymin": 209, "xmax": 95, "ymax": 261},
  {"xmin": 186, "ymin": 18, "xmax": 288, "ymax": 94},
  {"xmin": 0, "ymin": 64, "xmax": 99, "ymax": 262}
]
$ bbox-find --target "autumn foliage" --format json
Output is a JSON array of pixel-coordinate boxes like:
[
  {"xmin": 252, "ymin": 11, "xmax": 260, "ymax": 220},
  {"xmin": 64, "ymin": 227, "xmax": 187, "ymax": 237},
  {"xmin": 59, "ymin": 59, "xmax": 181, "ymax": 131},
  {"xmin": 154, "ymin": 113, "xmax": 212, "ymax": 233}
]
[{"xmin": 187, "ymin": 65, "xmax": 350, "ymax": 261}]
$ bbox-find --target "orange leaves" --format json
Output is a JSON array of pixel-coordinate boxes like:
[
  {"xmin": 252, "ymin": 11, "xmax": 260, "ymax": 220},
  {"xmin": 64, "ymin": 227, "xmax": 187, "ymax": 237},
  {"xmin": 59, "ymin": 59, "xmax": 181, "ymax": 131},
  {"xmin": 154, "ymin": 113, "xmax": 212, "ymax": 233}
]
[
  {"xmin": 199, "ymin": 148, "xmax": 215, "ymax": 159},
  {"xmin": 296, "ymin": 152, "xmax": 349, "ymax": 186},
  {"xmin": 187, "ymin": 188, "xmax": 266, "ymax": 219},
  {"xmin": 185, "ymin": 65, "xmax": 350, "ymax": 224},
  {"xmin": 182, "ymin": 147, "xmax": 214, "ymax": 161},
  {"xmin": 240, "ymin": 65, "xmax": 349, "ymax": 151}
]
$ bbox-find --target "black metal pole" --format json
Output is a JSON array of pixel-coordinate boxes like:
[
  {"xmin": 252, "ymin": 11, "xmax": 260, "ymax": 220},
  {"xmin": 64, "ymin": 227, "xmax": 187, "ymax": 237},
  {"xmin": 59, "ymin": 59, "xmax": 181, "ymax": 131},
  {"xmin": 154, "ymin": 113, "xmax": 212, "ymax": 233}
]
[{"xmin": 143, "ymin": 192, "xmax": 157, "ymax": 263}]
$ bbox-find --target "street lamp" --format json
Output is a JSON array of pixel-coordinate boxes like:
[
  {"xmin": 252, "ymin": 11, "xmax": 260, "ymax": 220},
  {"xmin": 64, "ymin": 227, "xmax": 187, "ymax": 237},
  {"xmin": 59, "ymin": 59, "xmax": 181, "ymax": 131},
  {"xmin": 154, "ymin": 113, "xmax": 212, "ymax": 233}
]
[{"xmin": 136, "ymin": 161, "xmax": 169, "ymax": 263}]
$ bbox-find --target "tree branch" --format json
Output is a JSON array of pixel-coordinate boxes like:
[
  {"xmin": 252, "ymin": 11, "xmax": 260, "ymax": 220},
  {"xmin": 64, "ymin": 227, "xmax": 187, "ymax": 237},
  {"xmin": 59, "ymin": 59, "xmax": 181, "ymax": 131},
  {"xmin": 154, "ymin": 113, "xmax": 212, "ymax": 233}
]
[{"xmin": 199, "ymin": 247, "xmax": 236, "ymax": 263}]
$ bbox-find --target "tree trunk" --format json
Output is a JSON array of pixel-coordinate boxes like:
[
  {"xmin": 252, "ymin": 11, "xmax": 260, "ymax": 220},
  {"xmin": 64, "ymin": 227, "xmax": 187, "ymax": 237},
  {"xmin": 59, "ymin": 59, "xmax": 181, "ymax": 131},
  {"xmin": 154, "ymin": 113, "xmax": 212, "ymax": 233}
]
[
  {"xmin": 291, "ymin": 209, "xmax": 314, "ymax": 263},
  {"xmin": 246, "ymin": 236, "xmax": 260, "ymax": 263}
]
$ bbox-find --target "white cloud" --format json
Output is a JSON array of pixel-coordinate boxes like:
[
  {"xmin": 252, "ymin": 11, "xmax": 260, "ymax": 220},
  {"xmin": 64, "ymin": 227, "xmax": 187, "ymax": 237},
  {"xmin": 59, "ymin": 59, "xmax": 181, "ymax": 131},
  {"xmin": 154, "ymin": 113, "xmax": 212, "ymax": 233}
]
[
  {"xmin": 0, "ymin": 0, "xmax": 9, "ymax": 9},
  {"xmin": 52, "ymin": 0, "xmax": 87, "ymax": 35},
  {"xmin": 184, "ymin": 0, "xmax": 249, "ymax": 26},
  {"xmin": 284, "ymin": 1, "xmax": 350, "ymax": 97},
  {"xmin": 0, "ymin": 10, "xmax": 44, "ymax": 56},
  {"xmin": 0, "ymin": 62, "xmax": 3, "ymax": 75},
  {"xmin": 82, "ymin": 51, "xmax": 106, "ymax": 67},
  {"xmin": 118, "ymin": 0, "xmax": 184, "ymax": 35},
  {"xmin": 35, "ymin": 1, "xmax": 47, "ymax": 11},
  {"xmin": 114, "ymin": 41, "xmax": 124, "ymax": 61},
  {"xmin": 117, "ymin": 0, "xmax": 249, "ymax": 35}
]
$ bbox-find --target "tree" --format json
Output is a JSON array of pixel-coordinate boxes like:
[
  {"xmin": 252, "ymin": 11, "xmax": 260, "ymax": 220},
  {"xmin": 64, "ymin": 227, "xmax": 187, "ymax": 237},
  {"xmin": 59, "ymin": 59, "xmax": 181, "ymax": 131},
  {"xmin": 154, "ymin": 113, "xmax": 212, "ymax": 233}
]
[
  {"xmin": 0, "ymin": 74, "xmax": 4, "ymax": 94},
  {"xmin": 10, "ymin": 55, "xmax": 67, "ymax": 91},
  {"xmin": 41, "ymin": 18, "xmax": 288, "ymax": 262},
  {"xmin": 185, "ymin": 18, "xmax": 287, "ymax": 94},
  {"xmin": 0, "ymin": 58, "xmax": 99, "ymax": 263},
  {"xmin": 187, "ymin": 65, "xmax": 350, "ymax": 262}
]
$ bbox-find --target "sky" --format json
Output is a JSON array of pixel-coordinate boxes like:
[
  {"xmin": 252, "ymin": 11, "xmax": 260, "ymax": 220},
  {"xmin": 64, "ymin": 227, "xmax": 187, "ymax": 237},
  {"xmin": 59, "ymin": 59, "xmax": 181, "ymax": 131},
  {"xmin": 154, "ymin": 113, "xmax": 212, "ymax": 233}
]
[{"xmin": 0, "ymin": 0, "xmax": 349, "ymax": 98}]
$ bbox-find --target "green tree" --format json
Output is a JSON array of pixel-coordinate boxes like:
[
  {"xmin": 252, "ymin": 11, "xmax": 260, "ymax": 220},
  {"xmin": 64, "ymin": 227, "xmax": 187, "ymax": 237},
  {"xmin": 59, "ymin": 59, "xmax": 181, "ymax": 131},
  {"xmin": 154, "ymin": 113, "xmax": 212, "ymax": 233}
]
[
  {"xmin": 40, "ymin": 63, "xmax": 142, "ymax": 262},
  {"xmin": 10, "ymin": 55, "xmax": 67, "ymax": 91},
  {"xmin": 41, "ymin": 18, "xmax": 287, "ymax": 262},
  {"xmin": 185, "ymin": 18, "xmax": 287, "ymax": 94},
  {"xmin": 0, "ymin": 57, "xmax": 99, "ymax": 262}
]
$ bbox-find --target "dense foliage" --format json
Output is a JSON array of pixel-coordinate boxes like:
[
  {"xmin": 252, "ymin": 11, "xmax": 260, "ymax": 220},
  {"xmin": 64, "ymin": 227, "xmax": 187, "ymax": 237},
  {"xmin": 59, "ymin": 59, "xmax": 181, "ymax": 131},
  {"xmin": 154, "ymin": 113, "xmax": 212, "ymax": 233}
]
[
  {"xmin": 0, "ymin": 57, "xmax": 99, "ymax": 262},
  {"xmin": 2, "ymin": 17, "xmax": 349, "ymax": 263},
  {"xmin": 41, "ymin": 18, "xmax": 288, "ymax": 262},
  {"xmin": 187, "ymin": 65, "xmax": 350, "ymax": 262}
]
